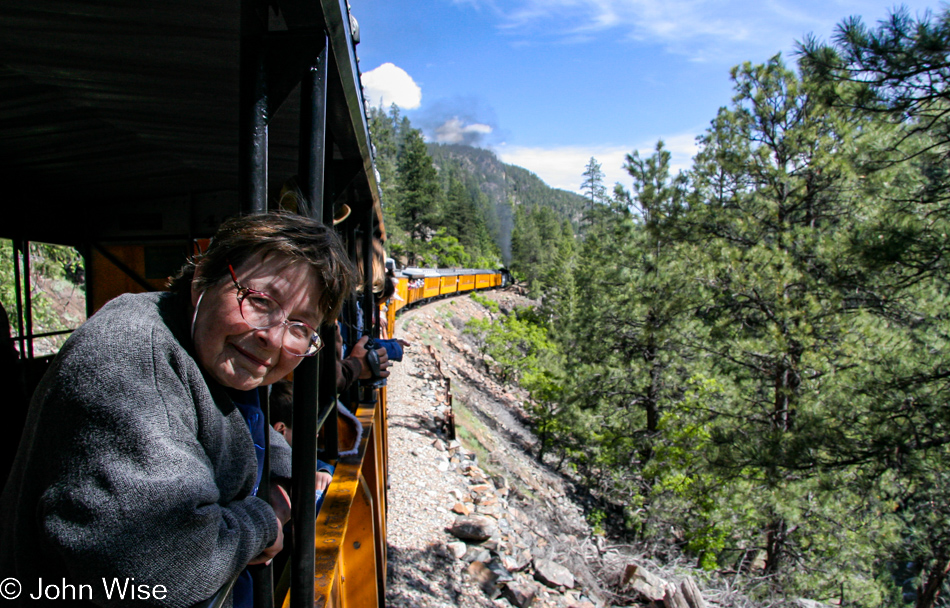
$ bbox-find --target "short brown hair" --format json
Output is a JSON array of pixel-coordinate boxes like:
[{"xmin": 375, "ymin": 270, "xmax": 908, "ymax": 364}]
[{"xmin": 169, "ymin": 213, "xmax": 355, "ymax": 322}]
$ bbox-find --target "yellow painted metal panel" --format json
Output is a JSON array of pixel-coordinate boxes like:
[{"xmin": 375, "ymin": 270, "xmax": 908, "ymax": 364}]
[
  {"xmin": 423, "ymin": 277, "xmax": 440, "ymax": 299},
  {"xmin": 278, "ymin": 404, "xmax": 380, "ymax": 608},
  {"xmin": 393, "ymin": 277, "xmax": 409, "ymax": 312},
  {"xmin": 340, "ymin": 474, "xmax": 378, "ymax": 607},
  {"xmin": 440, "ymin": 274, "xmax": 458, "ymax": 295}
]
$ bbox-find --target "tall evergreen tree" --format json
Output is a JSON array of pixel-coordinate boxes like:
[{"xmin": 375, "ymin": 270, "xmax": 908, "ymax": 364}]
[
  {"xmin": 395, "ymin": 128, "xmax": 442, "ymax": 265},
  {"xmin": 683, "ymin": 56, "xmax": 902, "ymax": 598},
  {"xmin": 580, "ymin": 156, "xmax": 607, "ymax": 224},
  {"xmin": 802, "ymin": 12, "xmax": 950, "ymax": 604},
  {"xmin": 562, "ymin": 143, "xmax": 694, "ymax": 529}
]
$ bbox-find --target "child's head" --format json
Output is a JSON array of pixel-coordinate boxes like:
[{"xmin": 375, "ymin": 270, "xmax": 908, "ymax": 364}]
[{"xmin": 270, "ymin": 379, "xmax": 294, "ymax": 446}]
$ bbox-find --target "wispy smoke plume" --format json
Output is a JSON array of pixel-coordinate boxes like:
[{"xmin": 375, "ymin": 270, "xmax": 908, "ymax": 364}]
[
  {"xmin": 417, "ymin": 96, "xmax": 502, "ymax": 148},
  {"xmin": 434, "ymin": 117, "xmax": 492, "ymax": 146},
  {"xmin": 496, "ymin": 200, "xmax": 513, "ymax": 265}
]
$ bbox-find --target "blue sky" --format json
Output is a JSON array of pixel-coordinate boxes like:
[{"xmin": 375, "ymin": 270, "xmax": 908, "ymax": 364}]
[{"xmin": 354, "ymin": 0, "xmax": 941, "ymax": 194}]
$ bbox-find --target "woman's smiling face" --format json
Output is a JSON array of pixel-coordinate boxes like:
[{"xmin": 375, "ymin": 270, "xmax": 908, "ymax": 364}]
[{"xmin": 191, "ymin": 252, "xmax": 322, "ymax": 390}]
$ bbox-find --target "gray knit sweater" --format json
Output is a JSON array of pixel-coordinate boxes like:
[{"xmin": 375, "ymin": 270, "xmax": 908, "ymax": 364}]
[{"xmin": 0, "ymin": 292, "xmax": 286, "ymax": 607}]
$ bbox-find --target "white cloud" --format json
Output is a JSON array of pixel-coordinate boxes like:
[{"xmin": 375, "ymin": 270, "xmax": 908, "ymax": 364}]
[
  {"xmin": 497, "ymin": 134, "xmax": 698, "ymax": 194},
  {"xmin": 434, "ymin": 117, "xmax": 493, "ymax": 144},
  {"xmin": 361, "ymin": 63, "xmax": 422, "ymax": 110}
]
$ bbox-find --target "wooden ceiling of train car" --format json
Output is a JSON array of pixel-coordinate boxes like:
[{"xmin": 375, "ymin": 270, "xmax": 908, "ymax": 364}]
[{"xmin": 0, "ymin": 0, "xmax": 381, "ymax": 245}]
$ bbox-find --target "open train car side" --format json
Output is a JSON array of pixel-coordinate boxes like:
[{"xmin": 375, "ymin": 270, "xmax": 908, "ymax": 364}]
[{"xmin": 1, "ymin": 1, "xmax": 388, "ymax": 606}]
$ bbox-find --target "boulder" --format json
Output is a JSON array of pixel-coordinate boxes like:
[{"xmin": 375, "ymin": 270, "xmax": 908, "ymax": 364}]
[
  {"xmin": 488, "ymin": 560, "xmax": 514, "ymax": 584},
  {"xmin": 448, "ymin": 516, "xmax": 497, "ymax": 542},
  {"xmin": 462, "ymin": 547, "xmax": 491, "ymax": 563},
  {"xmin": 533, "ymin": 559, "xmax": 575, "ymax": 589},
  {"xmin": 621, "ymin": 564, "xmax": 668, "ymax": 602},
  {"xmin": 501, "ymin": 582, "xmax": 537, "ymax": 608},
  {"xmin": 448, "ymin": 541, "xmax": 468, "ymax": 559},
  {"xmin": 475, "ymin": 494, "xmax": 498, "ymax": 506},
  {"xmin": 679, "ymin": 577, "xmax": 707, "ymax": 608},
  {"xmin": 500, "ymin": 552, "xmax": 529, "ymax": 573},
  {"xmin": 467, "ymin": 561, "xmax": 502, "ymax": 599}
]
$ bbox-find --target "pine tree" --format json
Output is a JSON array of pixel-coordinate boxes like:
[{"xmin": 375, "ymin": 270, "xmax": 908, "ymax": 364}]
[
  {"xmin": 561, "ymin": 144, "xmax": 696, "ymax": 533},
  {"xmin": 683, "ymin": 56, "xmax": 902, "ymax": 597},
  {"xmin": 580, "ymin": 156, "xmax": 607, "ymax": 225},
  {"xmin": 395, "ymin": 128, "xmax": 442, "ymax": 265},
  {"xmin": 802, "ymin": 12, "xmax": 950, "ymax": 603}
]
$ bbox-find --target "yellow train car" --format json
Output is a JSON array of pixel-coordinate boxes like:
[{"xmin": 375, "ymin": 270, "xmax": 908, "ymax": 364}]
[
  {"xmin": 439, "ymin": 271, "xmax": 459, "ymax": 295},
  {"xmin": 393, "ymin": 276, "xmax": 410, "ymax": 313},
  {"xmin": 388, "ymin": 267, "xmax": 507, "ymax": 311},
  {"xmin": 423, "ymin": 275, "xmax": 441, "ymax": 299}
]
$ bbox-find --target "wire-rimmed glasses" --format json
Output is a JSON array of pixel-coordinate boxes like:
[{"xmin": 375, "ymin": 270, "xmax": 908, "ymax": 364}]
[{"xmin": 228, "ymin": 264, "xmax": 322, "ymax": 357}]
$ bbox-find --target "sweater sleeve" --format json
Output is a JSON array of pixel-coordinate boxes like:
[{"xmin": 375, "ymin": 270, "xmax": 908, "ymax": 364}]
[
  {"xmin": 336, "ymin": 356, "xmax": 362, "ymax": 392},
  {"xmin": 268, "ymin": 426, "xmax": 293, "ymax": 479},
  {"xmin": 32, "ymin": 301, "xmax": 278, "ymax": 608}
]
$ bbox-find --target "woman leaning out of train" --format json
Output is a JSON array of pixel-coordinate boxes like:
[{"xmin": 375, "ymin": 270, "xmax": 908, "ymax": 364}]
[{"xmin": 0, "ymin": 213, "xmax": 354, "ymax": 607}]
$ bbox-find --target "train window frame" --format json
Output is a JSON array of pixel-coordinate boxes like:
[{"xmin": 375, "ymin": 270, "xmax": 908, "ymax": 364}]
[{"xmin": 2, "ymin": 238, "xmax": 87, "ymax": 360}]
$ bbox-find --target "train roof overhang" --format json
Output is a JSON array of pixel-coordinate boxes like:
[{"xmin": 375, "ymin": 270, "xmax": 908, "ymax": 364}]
[{"xmin": 0, "ymin": 0, "xmax": 383, "ymax": 246}]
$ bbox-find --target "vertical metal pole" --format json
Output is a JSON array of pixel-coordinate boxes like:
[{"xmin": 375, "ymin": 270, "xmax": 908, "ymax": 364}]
[
  {"xmin": 344, "ymin": 224, "xmax": 359, "ymax": 410},
  {"xmin": 240, "ymin": 1, "xmax": 271, "ymax": 605},
  {"xmin": 239, "ymin": 0, "xmax": 268, "ymax": 215},
  {"xmin": 360, "ymin": 220, "xmax": 374, "ymax": 334},
  {"xmin": 21, "ymin": 241, "xmax": 33, "ymax": 359},
  {"xmin": 319, "ymin": 135, "xmax": 339, "ymax": 463},
  {"xmin": 82, "ymin": 244, "xmax": 94, "ymax": 322},
  {"xmin": 298, "ymin": 38, "xmax": 328, "ymax": 216},
  {"xmin": 290, "ymin": 39, "xmax": 328, "ymax": 608},
  {"xmin": 290, "ymin": 356, "xmax": 317, "ymax": 608},
  {"xmin": 11, "ymin": 240, "xmax": 25, "ymax": 359},
  {"xmin": 360, "ymin": 215, "xmax": 377, "ymax": 405}
]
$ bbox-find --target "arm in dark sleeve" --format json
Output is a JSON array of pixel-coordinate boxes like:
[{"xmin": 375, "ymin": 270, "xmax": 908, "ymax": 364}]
[{"xmin": 336, "ymin": 356, "xmax": 363, "ymax": 393}]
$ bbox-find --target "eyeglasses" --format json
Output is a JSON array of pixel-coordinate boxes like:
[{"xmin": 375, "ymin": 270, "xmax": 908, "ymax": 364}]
[{"xmin": 229, "ymin": 264, "xmax": 322, "ymax": 357}]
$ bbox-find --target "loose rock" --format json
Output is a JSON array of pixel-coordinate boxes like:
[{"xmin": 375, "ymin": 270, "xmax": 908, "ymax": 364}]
[{"xmin": 533, "ymin": 559, "xmax": 575, "ymax": 589}]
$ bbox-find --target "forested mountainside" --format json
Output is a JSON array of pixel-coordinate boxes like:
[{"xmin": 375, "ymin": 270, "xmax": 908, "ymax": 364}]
[
  {"xmin": 427, "ymin": 143, "xmax": 587, "ymax": 229},
  {"xmin": 368, "ymin": 106, "xmax": 581, "ymax": 285}
]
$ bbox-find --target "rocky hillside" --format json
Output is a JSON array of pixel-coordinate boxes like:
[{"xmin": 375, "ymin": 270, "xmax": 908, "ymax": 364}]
[{"xmin": 384, "ymin": 290, "xmax": 763, "ymax": 608}]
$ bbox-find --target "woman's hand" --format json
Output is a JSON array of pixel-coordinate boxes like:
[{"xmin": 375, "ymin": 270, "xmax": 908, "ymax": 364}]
[
  {"xmin": 247, "ymin": 513, "xmax": 284, "ymax": 565},
  {"xmin": 248, "ymin": 483, "xmax": 291, "ymax": 565}
]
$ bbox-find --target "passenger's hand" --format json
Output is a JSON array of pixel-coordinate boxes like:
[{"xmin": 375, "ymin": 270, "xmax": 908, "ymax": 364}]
[
  {"xmin": 269, "ymin": 483, "xmax": 292, "ymax": 526},
  {"xmin": 247, "ymin": 513, "xmax": 284, "ymax": 565},
  {"xmin": 352, "ymin": 336, "xmax": 390, "ymax": 379},
  {"xmin": 316, "ymin": 471, "xmax": 332, "ymax": 492},
  {"xmin": 396, "ymin": 339, "xmax": 411, "ymax": 348}
]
